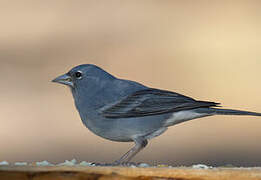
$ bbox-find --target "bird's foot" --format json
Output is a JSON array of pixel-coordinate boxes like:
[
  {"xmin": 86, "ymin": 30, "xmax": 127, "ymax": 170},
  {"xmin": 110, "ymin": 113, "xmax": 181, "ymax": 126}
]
[
  {"xmin": 89, "ymin": 162, "xmax": 115, "ymax": 166},
  {"xmin": 90, "ymin": 162, "xmax": 146, "ymax": 167},
  {"xmin": 114, "ymin": 162, "xmax": 139, "ymax": 167}
]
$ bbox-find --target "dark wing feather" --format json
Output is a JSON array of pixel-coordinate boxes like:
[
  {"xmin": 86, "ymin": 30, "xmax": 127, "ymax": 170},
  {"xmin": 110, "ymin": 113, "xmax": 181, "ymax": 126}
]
[{"xmin": 100, "ymin": 88, "xmax": 220, "ymax": 118}]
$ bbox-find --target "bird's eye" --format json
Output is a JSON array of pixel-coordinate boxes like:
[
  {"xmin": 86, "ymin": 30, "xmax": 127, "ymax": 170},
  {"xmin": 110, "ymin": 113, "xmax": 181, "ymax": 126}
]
[{"xmin": 75, "ymin": 71, "xmax": 82, "ymax": 79}]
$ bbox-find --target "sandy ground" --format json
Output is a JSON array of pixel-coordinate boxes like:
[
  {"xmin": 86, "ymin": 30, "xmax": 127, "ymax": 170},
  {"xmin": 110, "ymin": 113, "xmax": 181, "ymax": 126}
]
[{"xmin": 1, "ymin": 165, "xmax": 261, "ymax": 180}]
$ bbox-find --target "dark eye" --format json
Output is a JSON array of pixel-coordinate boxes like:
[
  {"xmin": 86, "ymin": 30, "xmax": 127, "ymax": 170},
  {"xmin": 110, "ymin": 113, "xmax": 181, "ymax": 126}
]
[{"xmin": 75, "ymin": 71, "xmax": 82, "ymax": 79}]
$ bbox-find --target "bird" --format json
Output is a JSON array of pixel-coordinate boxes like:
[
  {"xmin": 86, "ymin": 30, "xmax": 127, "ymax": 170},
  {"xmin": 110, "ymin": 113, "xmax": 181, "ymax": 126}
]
[{"xmin": 52, "ymin": 64, "xmax": 261, "ymax": 165}]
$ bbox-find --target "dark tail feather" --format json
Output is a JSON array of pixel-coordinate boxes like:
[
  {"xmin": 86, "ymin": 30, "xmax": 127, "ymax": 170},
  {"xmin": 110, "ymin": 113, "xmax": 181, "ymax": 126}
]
[{"xmin": 208, "ymin": 108, "xmax": 261, "ymax": 116}]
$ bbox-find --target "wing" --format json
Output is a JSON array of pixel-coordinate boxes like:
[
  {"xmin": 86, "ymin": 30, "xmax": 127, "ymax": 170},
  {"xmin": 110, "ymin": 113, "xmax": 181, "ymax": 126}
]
[{"xmin": 100, "ymin": 88, "xmax": 220, "ymax": 118}]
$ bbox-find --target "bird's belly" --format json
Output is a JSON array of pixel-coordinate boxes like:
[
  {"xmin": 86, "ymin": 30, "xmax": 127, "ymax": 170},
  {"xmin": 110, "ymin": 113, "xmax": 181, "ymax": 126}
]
[{"xmin": 82, "ymin": 115, "xmax": 168, "ymax": 142}]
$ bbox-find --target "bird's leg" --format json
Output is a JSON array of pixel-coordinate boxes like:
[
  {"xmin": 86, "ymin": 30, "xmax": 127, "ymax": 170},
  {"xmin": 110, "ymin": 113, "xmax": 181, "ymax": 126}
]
[{"xmin": 113, "ymin": 138, "xmax": 148, "ymax": 165}]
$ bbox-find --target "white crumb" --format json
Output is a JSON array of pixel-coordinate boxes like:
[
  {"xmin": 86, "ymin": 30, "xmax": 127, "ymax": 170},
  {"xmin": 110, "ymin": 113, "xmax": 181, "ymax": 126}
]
[
  {"xmin": 0, "ymin": 161, "xmax": 9, "ymax": 166},
  {"xmin": 78, "ymin": 161, "xmax": 94, "ymax": 166},
  {"xmin": 138, "ymin": 163, "xmax": 150, "ymax": 167},
  {"xmin": 58, "ymin": 159, "xmax": 77, "ymax": 166},
  {"xmin": 36, "ymin": 161, "xmax": 54, "ymax": 166},
  {"xmin": 192, "ymin": 164, "xmax": 212, "ymax": 169},
  {"xmin": 14, "ymin": 162, "xmax": 28, "ymax": 166}
]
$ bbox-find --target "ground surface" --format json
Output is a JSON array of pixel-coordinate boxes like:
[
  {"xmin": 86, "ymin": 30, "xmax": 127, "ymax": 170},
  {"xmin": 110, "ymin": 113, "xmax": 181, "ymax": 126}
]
[{"xmin": 1, "ymin": 165, "xmax": 261, "ymax": 180}]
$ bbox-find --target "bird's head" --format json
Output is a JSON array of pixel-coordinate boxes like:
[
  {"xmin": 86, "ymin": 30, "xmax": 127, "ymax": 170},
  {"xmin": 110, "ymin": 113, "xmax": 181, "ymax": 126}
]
[{"xmin": 52, "ymin": 64, "xmax": 115, "ymax": 89}]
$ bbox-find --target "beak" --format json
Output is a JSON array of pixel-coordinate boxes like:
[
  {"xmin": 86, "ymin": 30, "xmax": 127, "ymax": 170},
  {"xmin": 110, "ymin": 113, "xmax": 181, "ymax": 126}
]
[{"xmin": 52, "ymin": 74, "xmax": 74, "ymax": 87}]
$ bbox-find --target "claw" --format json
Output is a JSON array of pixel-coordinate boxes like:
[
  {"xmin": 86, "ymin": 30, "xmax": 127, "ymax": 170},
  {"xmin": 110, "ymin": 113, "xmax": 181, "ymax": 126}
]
[{"xmin": 91, "ymin": 162, "xmax": 141, "ymax": 167}]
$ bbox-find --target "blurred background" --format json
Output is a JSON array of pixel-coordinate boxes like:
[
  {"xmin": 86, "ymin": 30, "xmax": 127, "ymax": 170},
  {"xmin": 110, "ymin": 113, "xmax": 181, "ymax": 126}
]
[{"xmin": 1, "ymin": 0, "xmax": 261, "ymax": 166}]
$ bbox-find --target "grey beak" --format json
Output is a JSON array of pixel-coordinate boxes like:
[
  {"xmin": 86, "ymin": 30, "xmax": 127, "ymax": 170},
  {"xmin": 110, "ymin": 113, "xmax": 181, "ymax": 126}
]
[{"xmin": 52, "ymin": 74, "xmax": 74, "ymax": 87}]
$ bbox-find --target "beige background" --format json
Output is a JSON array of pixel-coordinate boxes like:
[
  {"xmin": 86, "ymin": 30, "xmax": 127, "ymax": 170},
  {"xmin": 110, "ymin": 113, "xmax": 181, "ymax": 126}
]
[{"xmin": 1, "ymin": 0, "xmax": 261, "ymax": 166}]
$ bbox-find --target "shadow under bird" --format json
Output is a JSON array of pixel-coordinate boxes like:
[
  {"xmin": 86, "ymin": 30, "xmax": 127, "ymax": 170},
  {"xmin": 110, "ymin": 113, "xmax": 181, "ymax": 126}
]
[{"xmin": 52, "ymin": 64, "xmax": 261, "ymax": 165}]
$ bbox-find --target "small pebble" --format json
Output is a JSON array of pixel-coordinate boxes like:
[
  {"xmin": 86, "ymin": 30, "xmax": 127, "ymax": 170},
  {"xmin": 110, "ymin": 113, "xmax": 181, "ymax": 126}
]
[
  {"xmin": 192, "ymin": 164, "xmax": 212, "ymax": 169},
  {"xmin": 78, "ymin": 161, "xmax": 93, "ymax": 166},
  {"xmin": 58, "ymin": 159, "xmax": 77, "ymax": 166},
  {"xmin": 36, "ymin": 161, "xmax": 54, "ymax": 166},
  {"xmin": 0, "ymin": 161, "xmax": 9, "ymax": 166},
  {"xmin": 138, "ymin": 163, "xmax": 150, "ymax": 168},
  {"xmin": 14, "ymin": 162, "xmax": 28, "ymax": 166}
]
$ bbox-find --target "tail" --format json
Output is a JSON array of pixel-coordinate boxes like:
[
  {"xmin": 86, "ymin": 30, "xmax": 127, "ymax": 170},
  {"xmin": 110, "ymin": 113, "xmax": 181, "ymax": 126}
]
[{"xmin": 197, "ymin": 108, "xmax": 261, "ymax": 116}]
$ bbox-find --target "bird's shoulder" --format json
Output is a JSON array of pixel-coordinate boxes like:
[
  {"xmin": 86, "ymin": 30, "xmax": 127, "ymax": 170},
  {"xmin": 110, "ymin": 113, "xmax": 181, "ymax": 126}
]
[{"xmin": 111, "ymin": 78, "xmax": 148, "ymax": 96}]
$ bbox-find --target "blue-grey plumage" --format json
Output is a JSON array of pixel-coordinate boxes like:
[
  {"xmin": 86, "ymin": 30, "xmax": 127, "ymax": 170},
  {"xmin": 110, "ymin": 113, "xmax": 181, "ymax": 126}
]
[{"xmin": 52, "ymin": 64, "xmax": 261, "ymax": 164}]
